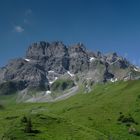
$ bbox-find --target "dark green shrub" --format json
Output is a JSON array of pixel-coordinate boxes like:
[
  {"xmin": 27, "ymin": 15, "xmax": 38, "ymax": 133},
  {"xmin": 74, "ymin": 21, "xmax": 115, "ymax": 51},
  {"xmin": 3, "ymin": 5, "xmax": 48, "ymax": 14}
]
[
  {"xmin": 126, "ymin": 123, "xmax": 131, "ymax": 127},
  {"xmin": 121, "ymin": 116, "xmax": 135, "ymax": 123},
  {"xmin": 24, "ymin": 117, "xmax": 32, "ymax": 133},
  {"xmin": 21, "ymin": 116, "xmax": 28, "ymax": 123},
  {"xmin": 88, "ymin": 117, "xmax": 93, "ymax": 120},
  {"xmin": 0, "ymin": 81, "xmax": 27, "ymax": 95},
  {"xmin": 0, "ymin": 104, "xmax": 4, "ymax": 109},
  {"xmin": 21, "ymin": 116, "xmax": 40, "ymax": 134},
  {"xmin": 134, "ymin": 131, "xmax": 140, "ymax": 136},
  {"xmin": 0, "ymin": 81, "xmax": 17, "ymax": 95},
  {"xmin": 5, "ymin": 116, "xmax": 18, "ymax": 120},
  {"xmin": 117, "ymin": 114, "xmax": 124, "ymax": 122},
  {"xmin": 137, "ymin": 95, "xmax": 140, "ymax": 99},
  {"xmin": 117, "ymin": 113, "xmax": 135, "ymax": 124}
]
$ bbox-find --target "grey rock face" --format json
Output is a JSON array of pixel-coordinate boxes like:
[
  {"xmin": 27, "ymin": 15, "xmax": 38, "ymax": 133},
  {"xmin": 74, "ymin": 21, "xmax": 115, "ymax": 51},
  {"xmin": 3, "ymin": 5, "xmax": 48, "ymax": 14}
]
[
  {"xmin": 27, "ymin": 41, "xmax": 69, "ymax": 74},
  {"xmin": 0, "ymin": 67, "xmax": 7, "ymax": 83},
  {"xmin": 105, "ymin": 53, "xmax": 130, "ymax": 69},
  {"xmin": 26, "ymin": 41, "xmax": 49, "ymax": 60},
  {"xmin": 68, "ymin": 43, "xmax": 89, "ymax": 73},
  {"xmin": 2, "ymin": 58, "xmax": 48, "ymax": 90},
  {"xmin": 106, "ymin": 53, "xmax": 118, "ymax": 63}
]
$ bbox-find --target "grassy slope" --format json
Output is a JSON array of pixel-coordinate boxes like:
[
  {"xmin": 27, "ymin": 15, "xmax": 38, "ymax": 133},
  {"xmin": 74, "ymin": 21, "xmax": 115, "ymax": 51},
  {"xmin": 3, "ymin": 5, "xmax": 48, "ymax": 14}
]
[{"xmin": 0, "ymin": 80, "xmax": 140, "ymax": 140}]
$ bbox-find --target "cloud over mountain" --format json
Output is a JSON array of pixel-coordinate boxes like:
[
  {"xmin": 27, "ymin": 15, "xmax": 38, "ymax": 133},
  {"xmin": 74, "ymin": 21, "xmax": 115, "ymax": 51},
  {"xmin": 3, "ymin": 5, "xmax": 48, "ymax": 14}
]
[{"xmin": 14, "ymin": 25, "xmax": 24, "ymax": 33}]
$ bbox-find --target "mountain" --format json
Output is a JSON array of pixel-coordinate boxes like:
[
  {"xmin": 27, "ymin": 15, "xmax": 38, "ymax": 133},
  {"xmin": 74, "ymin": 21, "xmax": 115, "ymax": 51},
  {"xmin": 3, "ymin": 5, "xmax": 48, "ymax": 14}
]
[{"xmin": 0, "ymin": 41, "xmax": 140, "ymax": 102}]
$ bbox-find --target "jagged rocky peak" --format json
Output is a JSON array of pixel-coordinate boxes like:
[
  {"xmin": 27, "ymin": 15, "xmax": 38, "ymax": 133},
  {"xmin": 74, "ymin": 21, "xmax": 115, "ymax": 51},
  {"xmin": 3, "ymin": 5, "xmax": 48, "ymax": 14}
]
[
  {"xmin": 26, "ymin": 41, "xmax": 67, "ymax": 60},
  {"xmin": 96, "ymin": 51, "xmax": 103, "ymax": 58},
  {"xmin": 26, "ymin": 41, "xmax": 90, "ymax": 74},
  {"xmin": 106, "ymin": 52, "xmax": 119, "ymax": 63},
  {"xmin": 68, "ymin": 43, "xmax": 87, "ymax": 55},
  {"xmin": 45, "ymin": 41, "xmax": 67, "ymax": 58},
  {"xmin": 26, "ymin": 41, "xmax": 88, "ymax": 60},
  {"xmin": 105, "ymin": 52, "xmax": 131, "ymax": 69},
  {"xmin": 67, "ymin": 43, "xmax": 90, "ymax": 73},
  {"xmin": 68, "ymin": 43, "xmax": 89, "ymax": 58},
  {"xmin": 70, "ymin": 42, "xmax": 86, "ymax": 51},
  {"xmin": 26, "ymin": 41, "xmax": 49, "ymax": 60}
]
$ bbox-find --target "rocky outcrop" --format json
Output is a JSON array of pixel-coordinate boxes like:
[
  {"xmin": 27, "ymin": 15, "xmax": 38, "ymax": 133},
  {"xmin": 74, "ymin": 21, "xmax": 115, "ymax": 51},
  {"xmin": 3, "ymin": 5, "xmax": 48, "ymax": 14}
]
[
  {"xmin": 68, "ymin": 43, "xmax": 89, "ymax": 73},
  {"xmin": 1, "ymin": 58, "xmax": 48, "ymax": 90},
  {"xmin": 26, "ymin": 41, "xmax": 69, "ymax": 74}
]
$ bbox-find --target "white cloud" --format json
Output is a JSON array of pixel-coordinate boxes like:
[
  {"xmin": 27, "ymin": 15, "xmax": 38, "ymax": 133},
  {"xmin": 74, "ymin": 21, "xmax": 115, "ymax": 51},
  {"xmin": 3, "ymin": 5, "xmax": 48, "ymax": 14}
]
[
  {"xmin": 12, "ymin": 9, "xmax": 32, "ymax": 33},
  {"xmin": 14, "ymin": 26, "xmax": 24, "ymax": 33}
]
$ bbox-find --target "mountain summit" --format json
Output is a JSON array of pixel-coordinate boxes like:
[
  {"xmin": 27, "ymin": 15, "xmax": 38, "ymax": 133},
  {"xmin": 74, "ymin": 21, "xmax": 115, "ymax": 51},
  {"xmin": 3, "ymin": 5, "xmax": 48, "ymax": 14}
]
[{"xmin": 0, "ymin": 41, "xmax": 140, "ymax": 102}]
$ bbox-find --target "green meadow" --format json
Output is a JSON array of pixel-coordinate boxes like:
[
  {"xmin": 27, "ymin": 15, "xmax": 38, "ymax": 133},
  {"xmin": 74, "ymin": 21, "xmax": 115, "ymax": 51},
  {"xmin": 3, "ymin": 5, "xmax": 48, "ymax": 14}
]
[{"xmin": 0, "ymin": 80, "xmax": 140, "ymax": 140}]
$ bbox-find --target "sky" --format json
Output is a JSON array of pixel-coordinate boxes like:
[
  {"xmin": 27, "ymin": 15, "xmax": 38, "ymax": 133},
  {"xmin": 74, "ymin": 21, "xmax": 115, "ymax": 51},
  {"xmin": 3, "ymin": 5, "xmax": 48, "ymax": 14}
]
[{"xmin": 0, "ymin": 0, "xmax": 140, "ymax": 67}]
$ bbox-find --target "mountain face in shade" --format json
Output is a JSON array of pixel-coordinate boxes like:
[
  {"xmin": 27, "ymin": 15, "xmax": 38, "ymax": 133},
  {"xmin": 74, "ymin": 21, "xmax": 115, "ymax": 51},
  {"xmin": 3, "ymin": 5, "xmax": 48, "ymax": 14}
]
[{"xmin": 0, "ymin": 41, "xmax": 140, "ymax": 101}]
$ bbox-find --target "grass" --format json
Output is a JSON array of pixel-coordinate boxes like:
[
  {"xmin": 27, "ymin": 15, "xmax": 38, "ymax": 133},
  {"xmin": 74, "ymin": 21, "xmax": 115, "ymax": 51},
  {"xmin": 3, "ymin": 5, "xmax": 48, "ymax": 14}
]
[{"xmin": 0, "ymin": 80, "xmax": 140, "ymax": 139}]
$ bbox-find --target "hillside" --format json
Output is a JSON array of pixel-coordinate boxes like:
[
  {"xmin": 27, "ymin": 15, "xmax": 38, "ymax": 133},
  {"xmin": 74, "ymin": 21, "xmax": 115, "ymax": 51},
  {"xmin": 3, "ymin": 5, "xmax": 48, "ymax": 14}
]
[{"xmin": 0, "ymin": 80, "xmax": 140, "ymax": 140}]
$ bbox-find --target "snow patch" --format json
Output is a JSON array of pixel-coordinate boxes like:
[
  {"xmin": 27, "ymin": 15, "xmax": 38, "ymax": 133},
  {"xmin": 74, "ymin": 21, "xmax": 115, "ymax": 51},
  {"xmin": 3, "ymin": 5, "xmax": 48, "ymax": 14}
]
[
  {"xmin": 45, "ymin": 90, "xmax": 51, "ymax": 95},
  {"xmin": 67, "ymin": 71, "xmax": 75, "ymax": 77},
  {"xmin": 49, "ymin": 77, "xmax": 58, "ymax": 85},
  {"xmin": 48, "ymin": 70, "xmax": 54, "ymax": 73},
  {"xmin": 86, "ymin": 78, "xmax": 92, "ymax": 80},
  {"xmin": 134, "ymin": 68, "xmax": 139, "ymax": 72},
  {"xmin": 110, "ymin": 78, "xmax": 118, "ymax": 83},
  {"xmin": 49, "ymin": 81, "xmax": 53, "ymax": 85},
  {"xmin": 24, "ymin": 58, "xmax": 30, "ymax": 62},
  {"xmin": 90, "ymin": 57, "xmax": 95, "ymax": 62}
]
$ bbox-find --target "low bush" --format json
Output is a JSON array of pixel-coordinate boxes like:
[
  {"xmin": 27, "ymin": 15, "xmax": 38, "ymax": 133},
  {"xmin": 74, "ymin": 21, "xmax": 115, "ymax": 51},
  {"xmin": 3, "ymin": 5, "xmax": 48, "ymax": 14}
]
[{"xmin": 117, "ymin": 113, "xmax": 135, "ymax": 124}]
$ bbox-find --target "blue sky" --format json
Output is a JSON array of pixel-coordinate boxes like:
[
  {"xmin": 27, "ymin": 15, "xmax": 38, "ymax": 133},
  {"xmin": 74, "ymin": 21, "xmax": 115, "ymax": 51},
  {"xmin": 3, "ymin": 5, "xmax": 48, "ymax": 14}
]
[{"xmin": 0, "ymin": 0, "xmax": 140, "ymax": 67}]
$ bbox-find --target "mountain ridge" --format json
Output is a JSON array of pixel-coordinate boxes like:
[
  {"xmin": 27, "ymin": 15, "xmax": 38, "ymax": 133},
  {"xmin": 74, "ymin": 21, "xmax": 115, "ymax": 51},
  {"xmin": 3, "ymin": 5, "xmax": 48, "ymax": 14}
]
[{"xmin": 0, "ymin": 41, "xmax": 140, "ymax": 102}]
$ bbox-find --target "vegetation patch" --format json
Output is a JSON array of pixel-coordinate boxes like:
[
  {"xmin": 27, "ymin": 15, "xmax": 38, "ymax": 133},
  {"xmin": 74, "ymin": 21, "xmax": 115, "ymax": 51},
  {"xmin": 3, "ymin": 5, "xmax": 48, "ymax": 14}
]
[
  {"xmin": 117, "ymin": 113, "xmax": 137, "ymax": 125},
  {"xmin": 117, "ymin": 112, "xmax": 140, "ymax": 136},
  {"xmin": 51, "ymin": 79, "xmax": 75, "ymax": 92},
  {"xmin": 0, "ymin": 81, "xmax": 26, "ymax": 95},
  {"xmin": 0, "ymin": 104, "xmax": 4, "ymax": 109},
  {"xmin": 5, "ymin": 116, "xmax": 19, "ymax": 120}
]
